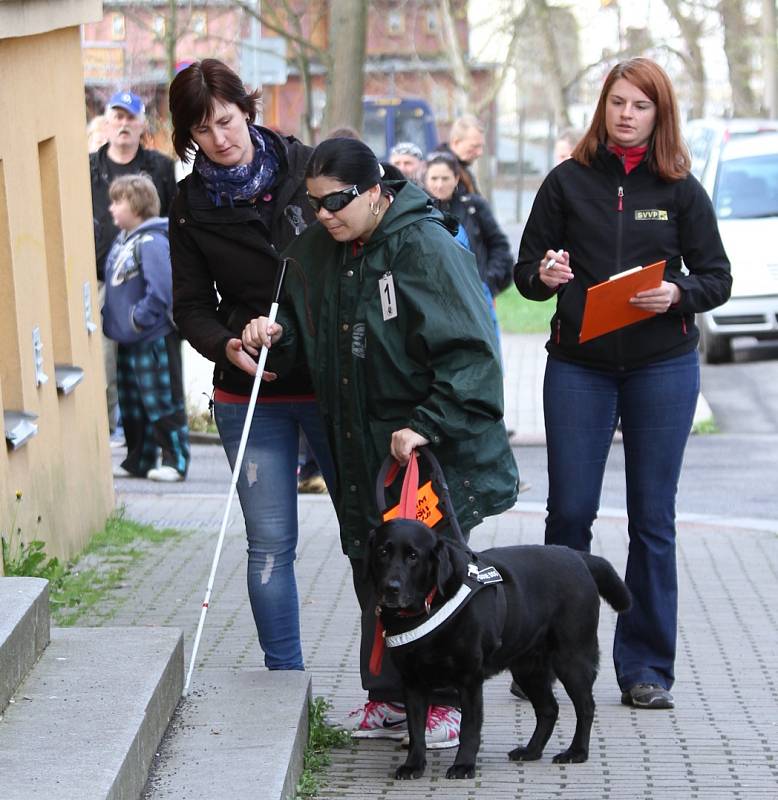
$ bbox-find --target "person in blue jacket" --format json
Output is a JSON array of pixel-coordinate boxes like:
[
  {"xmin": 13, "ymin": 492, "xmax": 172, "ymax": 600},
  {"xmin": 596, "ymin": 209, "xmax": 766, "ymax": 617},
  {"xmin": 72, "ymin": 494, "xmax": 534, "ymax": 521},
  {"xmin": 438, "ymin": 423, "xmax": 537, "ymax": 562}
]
[{"xmin": 102, "ymin": 174, "xmax": 190, "ymax": 482}]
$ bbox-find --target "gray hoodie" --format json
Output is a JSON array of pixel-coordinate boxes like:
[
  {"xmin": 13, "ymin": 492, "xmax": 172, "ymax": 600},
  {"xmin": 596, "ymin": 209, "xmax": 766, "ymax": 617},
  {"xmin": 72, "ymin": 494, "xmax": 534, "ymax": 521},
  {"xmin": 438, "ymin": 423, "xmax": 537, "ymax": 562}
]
[{"xmin": 102, "ymin": 216, "xmax": 174, "ymax": 345}]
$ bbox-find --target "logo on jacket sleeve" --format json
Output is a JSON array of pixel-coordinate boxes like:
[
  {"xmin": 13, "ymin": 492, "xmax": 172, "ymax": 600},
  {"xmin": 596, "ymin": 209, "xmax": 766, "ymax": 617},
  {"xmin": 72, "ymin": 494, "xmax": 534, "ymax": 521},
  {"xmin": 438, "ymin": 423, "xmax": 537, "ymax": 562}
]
[{"xmin": 634, "ymin": 209, "xmax": 668, "ymax": 221}]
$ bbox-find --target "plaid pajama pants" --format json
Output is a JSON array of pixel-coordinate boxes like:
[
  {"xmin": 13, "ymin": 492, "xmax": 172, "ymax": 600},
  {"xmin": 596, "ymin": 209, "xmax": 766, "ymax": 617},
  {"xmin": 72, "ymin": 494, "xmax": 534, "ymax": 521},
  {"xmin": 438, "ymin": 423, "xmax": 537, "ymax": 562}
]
[{"xmin": 117, "ymin": 332, "xmax": 190, "ymax": 477}]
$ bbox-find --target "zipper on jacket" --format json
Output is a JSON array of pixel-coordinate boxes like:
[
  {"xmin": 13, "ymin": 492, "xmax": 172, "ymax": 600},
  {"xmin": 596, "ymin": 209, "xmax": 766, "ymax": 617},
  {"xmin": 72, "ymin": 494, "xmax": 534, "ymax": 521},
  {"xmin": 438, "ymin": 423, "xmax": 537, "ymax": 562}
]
[{"xmin": 615, "ymin": 184, "xmax": 625, "ymax": 273}]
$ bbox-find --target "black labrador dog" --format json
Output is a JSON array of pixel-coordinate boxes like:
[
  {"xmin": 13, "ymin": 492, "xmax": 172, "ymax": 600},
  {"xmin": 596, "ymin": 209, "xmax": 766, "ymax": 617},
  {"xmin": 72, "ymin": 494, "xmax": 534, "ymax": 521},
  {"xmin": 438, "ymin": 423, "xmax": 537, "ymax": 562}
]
[{"xmin": 367, "ymin": 518, "xmax": 632, "ymax": 780}]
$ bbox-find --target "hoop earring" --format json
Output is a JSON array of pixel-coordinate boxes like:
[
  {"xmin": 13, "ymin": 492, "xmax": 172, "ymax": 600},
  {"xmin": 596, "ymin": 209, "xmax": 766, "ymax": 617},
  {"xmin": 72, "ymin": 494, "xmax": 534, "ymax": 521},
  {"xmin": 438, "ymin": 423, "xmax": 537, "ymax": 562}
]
[{"xmin": 370, "ymin": 200, "xmax": 381, "ymax": 217}]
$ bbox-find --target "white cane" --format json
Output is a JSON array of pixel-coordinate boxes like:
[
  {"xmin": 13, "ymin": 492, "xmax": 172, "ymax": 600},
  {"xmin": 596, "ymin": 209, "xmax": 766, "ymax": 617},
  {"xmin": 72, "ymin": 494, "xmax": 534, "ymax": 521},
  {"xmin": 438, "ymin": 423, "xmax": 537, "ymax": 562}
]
[{"xmin": 183, "ymin": 259, "xmax": 289, "ymax": 696}]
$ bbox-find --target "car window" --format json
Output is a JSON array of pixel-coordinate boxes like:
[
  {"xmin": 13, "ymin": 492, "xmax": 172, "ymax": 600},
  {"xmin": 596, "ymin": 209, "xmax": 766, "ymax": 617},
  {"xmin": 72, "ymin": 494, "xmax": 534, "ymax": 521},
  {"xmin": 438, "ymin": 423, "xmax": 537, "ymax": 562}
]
[
  {"xmin": 394, "ymin": 107, "xmax": 428, "ymax": 155},
  {"xmin": 687, "ymin": 127, "xmax": 715, "ymax": 179},
  {"xmin": 715, "ymin": 154, "xmax": 778, "ymax": 219},
  {"xmin": 363, "ymin": 107, "xmax": 388, "ymax": 159}
]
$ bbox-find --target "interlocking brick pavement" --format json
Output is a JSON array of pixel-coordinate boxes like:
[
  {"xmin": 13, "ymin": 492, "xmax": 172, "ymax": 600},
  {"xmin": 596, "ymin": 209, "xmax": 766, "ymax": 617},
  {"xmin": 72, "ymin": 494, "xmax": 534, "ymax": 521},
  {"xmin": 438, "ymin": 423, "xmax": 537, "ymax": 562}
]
[{"xmin": 86, "ymin": 470, "xmax": 778, "ymax": 799}]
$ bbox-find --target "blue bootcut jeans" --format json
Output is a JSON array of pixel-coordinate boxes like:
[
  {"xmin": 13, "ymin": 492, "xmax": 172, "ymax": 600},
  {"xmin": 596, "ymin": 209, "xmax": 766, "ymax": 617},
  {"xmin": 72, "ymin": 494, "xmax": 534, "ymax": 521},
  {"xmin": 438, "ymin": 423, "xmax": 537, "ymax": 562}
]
[
  {"xmin": 543, "ymin": 350, "xmax": 699, "ymax": 692},
  {"xmin": 215, "ymin": 399, "xmax": 335, "ymax": 670}
]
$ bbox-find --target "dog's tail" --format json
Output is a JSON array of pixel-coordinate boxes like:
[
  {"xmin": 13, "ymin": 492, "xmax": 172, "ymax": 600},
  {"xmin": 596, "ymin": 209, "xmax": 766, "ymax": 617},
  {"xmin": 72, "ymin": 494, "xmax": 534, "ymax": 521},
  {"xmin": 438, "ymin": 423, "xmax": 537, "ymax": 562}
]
[{"xmin": 581, "ymin": 553, "xmax": 632, "ymax": 613}]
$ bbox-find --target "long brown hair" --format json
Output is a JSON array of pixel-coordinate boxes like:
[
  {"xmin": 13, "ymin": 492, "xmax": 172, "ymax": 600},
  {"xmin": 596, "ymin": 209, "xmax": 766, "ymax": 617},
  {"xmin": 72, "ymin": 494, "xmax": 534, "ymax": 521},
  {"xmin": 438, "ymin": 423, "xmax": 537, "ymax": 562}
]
[
  {"xmin": 168, "ymin": 59, "xmax": 261, "ymax": 162},
  {"xmin": 571, "ymin": 58, "xmax": 690, "ymax": 181}
]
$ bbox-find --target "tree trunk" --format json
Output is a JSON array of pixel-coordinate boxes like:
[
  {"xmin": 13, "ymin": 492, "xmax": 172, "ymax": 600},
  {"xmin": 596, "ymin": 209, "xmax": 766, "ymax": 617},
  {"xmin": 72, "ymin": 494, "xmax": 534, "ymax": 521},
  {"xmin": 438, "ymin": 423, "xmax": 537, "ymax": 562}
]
[
  {"xmin": 297, "ymin": 51, "xmax": 315, "ymax": 144},
  {"xmin": 663, "ymin": 0, "xmax": 706, "ymax": 119},
  {"xmin": 166, "ymin": 0, "xmax": 178, "ymax": 84},
  {"xmin": 439, "ymin": 0, "xmax": 471, "ymax": 115},
  {"xmin": 527, "ymin": 0, "xmax": 570, "ymax": 128},
  {"xmin": 719, "ymin": 0, "xmax": 758, "ymax": 116},
  {"xmin": 322, "ymin": 0, "xmax": 367, "ymax": 135},
  {"xmin": 762, "ymin": 0, "xmax": 778, "ymax": 116}
]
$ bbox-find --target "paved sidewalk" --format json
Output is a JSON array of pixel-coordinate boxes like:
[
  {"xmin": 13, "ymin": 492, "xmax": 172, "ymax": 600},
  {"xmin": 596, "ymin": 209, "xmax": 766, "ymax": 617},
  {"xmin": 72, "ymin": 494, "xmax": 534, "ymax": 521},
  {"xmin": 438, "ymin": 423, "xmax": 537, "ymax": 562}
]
[{"xmin": 89, "ymin": 332, "xmax": 778, "ymax": 799}]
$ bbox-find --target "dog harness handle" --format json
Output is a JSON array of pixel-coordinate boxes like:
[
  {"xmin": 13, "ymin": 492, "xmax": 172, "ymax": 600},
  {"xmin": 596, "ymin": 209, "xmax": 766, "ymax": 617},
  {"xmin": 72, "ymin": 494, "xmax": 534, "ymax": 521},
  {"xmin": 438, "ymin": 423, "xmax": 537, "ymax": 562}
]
[{"xmin": 375, "ymin": 446, "xmax": 466, "ymax": 544}]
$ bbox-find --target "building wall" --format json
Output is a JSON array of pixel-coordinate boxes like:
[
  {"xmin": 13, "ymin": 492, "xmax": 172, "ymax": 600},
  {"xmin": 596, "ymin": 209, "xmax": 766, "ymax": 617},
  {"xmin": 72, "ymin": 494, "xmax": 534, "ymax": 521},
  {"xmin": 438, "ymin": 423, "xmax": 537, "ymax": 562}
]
[
  {"xmin": 0, "ymin": 5, "xmax": 114, "ymax": 574},
  {"xmin": 81, "ymin": 0, "xmax": 479, "ymax": 145}
]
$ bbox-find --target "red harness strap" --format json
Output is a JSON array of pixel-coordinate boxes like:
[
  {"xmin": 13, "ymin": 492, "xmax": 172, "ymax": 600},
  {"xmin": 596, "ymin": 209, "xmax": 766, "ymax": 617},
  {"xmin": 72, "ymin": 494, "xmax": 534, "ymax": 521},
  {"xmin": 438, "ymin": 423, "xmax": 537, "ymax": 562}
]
[{"xmin": 370, "ymin": 451, "xmax": 430, "ymax": 676}]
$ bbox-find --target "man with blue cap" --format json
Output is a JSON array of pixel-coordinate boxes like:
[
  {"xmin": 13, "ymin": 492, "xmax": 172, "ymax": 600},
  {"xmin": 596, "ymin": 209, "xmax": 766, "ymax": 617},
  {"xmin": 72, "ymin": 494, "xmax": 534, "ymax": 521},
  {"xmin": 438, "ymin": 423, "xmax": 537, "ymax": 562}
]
[{"xmin": 90, "ymin": 90, "xmax": 177, "ymax": 441}]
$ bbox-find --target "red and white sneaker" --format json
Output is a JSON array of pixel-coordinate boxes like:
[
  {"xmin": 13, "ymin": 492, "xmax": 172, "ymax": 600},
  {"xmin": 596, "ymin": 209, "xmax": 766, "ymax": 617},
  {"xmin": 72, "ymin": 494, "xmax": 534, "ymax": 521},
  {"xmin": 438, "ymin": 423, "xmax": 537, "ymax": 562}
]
[
  {"xmin": 344, "ymin": 700, "xmax": 408, "ymax": 739},
  {"xmin": 402, "ymin": 705, "xmax": 461, "ymax": 749}
]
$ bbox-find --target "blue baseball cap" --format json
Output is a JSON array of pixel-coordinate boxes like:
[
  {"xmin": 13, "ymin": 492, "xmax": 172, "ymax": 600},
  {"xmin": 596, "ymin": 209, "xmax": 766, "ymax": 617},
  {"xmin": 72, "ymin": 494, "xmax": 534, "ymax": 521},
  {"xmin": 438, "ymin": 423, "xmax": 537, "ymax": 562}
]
[{"xmin": 108, "ymin": 90, "xmax": 145, "ymax": 116}]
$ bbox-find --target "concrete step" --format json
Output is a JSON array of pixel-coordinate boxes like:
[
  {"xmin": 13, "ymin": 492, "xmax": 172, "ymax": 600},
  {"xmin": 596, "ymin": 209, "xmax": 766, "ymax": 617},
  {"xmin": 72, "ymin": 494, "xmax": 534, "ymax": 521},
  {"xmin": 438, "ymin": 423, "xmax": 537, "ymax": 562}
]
[
  {"xmin": 0, "ymin": 577, "xmax": 50, "ymax": 713},
  {"xmin": 0, "ymin": 626, "xmax": 183, "ymax": 800},
  {"xmin": 144, "ymin": 668, "xmax": 311, "ymax": 800}
]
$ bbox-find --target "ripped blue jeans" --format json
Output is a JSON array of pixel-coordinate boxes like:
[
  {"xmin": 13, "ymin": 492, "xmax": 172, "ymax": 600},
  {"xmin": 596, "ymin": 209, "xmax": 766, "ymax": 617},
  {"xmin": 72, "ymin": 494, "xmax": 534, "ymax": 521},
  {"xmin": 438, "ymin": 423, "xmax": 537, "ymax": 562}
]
[{"xmin": 214, "ymin": 399, "xmax": 335, "ymax": 670}]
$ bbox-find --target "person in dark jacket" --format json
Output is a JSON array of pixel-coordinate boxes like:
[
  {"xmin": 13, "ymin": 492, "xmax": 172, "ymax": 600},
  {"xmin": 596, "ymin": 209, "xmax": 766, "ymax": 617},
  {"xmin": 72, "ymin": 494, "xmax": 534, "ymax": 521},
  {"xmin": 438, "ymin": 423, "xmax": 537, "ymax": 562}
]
[
  {"xmin": 515, "ymin": 58, "xmax": 732, "ymax": 711},
  {"xmin": 167, "ymin": 59, "xmax": 335, "ymax": 672},
  {"xmin": 438, "ymin": 114, "xmax": 486, "ymax": 196},
  {"xmin": 91, "ymin": 91, "xmax": 177, "ymax": 441},
  {"xmin": 242, "ymin": 138, "xmax": 519, "ymax": 750},
  {"xmin": 103, "ymin": 174, "xmax": 189, "ymax": 482},
  {"xmin": 424, "ymin": 151, "xmax": 513, "ymax": 299}
]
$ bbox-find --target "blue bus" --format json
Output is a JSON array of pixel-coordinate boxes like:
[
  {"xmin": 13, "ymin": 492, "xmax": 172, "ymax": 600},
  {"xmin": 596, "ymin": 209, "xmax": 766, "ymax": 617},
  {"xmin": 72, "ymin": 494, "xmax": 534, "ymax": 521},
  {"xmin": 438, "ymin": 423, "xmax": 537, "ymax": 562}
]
[{"xmin": 362, "ymin": 97, "xmax": 439, "ymax": 161}]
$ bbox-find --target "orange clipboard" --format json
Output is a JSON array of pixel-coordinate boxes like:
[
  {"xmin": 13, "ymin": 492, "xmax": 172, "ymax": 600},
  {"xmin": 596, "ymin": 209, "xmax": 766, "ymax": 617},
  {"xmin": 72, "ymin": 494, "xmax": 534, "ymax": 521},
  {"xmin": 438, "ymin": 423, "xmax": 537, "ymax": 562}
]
[{"xmin": 579, "ymin": 259, "xmax": 666, "ymax": 343}]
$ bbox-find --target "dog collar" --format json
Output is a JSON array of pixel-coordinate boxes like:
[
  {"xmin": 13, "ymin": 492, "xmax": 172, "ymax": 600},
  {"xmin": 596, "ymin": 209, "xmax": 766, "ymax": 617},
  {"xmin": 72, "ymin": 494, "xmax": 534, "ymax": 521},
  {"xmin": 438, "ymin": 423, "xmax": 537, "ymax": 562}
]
[
  {"xmin": 385, "ymin": 582, "xmax": 472, "ymax": 648},
  {"xmin": 385, "ymin": 562, "xmax": 502, "ymax": 649}
]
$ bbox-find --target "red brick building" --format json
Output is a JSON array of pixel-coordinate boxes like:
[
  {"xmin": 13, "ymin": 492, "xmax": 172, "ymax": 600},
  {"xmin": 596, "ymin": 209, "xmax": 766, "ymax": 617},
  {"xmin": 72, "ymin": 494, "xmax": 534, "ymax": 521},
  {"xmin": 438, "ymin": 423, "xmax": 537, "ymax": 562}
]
[{"xmin": 81, "ymin": 1, "xmax": 496, "ymax": 149}]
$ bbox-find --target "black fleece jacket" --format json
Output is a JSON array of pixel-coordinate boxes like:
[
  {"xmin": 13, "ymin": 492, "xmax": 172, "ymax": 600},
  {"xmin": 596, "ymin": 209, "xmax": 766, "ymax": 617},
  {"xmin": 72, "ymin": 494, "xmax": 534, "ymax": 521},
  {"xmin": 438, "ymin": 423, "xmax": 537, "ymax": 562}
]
[
  {"xmin": 169, "ymin": 127, "xmax": 315, "ymax": 397},
  {"xmin": 514, "ymin": 145, "xmax": 732, "ymax": 370},
  {"xmin": 436, "ymin": 192, "xmax": 513, "ymax": 296}
]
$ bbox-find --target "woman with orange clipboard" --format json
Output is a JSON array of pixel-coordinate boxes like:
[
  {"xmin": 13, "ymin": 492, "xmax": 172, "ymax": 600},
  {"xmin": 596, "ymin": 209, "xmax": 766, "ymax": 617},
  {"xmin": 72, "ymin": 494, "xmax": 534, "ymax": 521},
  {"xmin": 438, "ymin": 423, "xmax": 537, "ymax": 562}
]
[{"xmin": 514, "ymin": 58, "xmax": 731, "ymax": 710}]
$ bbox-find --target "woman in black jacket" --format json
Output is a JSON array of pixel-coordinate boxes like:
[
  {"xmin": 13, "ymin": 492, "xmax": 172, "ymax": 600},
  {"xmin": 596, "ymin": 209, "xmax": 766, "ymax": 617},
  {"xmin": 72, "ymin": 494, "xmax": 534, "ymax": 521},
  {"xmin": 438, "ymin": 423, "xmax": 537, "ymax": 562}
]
[
  {"xmin": 424, "ymin": 151, "xmax": 514, "ymax": 299},
  {"xmin": 424, "ymin": 151, "xmax": 513, "ymax": 354},
  {"xmin": 515, "ymin": 58, "xmax": 731, "ymax": 710},
  {"xmin": 167, "ymin": 59, "xmax": 334, "ymax": 672}
]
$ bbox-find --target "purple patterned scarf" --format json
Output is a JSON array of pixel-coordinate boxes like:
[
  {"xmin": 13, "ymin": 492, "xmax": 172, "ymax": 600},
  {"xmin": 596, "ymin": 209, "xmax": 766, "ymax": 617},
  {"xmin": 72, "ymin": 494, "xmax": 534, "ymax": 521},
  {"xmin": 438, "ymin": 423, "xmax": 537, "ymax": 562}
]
[{"xmin": 194, "ymin": 125, "xmax": 280, "ymax": 207}]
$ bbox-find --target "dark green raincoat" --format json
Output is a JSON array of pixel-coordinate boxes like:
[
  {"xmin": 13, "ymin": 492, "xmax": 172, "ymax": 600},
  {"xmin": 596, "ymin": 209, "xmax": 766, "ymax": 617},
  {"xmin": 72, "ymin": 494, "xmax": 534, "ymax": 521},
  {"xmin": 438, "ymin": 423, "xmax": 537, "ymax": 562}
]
[{"xmin": 275, "ymin": 181, "xmax": 519, "ymax": 557}]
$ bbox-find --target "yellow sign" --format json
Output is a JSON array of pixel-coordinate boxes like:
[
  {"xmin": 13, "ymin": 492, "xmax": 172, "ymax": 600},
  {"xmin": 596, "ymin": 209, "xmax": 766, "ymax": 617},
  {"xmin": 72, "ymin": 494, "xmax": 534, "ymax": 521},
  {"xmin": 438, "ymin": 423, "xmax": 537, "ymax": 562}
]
[
  {"xmin": 383, "ymin": 480, "xmax": 443, "ymax": 528},
  {"xmin": 82, "ymin": 47, "xmax": 125, "ymax": 83}
]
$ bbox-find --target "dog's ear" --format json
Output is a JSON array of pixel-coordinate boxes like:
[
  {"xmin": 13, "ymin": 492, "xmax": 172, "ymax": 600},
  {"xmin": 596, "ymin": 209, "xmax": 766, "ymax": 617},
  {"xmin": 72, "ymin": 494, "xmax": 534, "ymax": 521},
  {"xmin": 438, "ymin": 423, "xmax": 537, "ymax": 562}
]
[{"xmin": 433, "ymin": 538, "xmax": 467, "ymax": 598}]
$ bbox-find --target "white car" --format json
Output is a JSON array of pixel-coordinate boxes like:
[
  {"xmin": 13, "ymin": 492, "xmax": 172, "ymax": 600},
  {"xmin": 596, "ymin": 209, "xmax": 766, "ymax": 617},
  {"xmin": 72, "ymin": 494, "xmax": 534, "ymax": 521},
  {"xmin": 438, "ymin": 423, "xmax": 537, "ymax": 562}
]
[{"xmin": 692, "ymin": 129, "xmax": 778, "ymax": 363}]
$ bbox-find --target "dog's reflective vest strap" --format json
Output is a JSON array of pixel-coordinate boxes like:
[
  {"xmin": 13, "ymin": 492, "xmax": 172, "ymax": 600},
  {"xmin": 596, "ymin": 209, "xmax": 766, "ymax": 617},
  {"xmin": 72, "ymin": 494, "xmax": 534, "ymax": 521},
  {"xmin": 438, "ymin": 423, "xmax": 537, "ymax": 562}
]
[{"xmin": 369, "ymin": 616, "xmax": 386, "ymax": 676}]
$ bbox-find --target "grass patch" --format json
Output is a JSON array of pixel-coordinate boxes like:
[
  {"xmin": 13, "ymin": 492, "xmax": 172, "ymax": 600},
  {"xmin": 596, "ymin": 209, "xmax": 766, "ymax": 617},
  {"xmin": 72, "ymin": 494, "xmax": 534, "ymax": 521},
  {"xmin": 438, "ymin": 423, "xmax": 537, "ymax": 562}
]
[
  {"xmin": 296, "ymin": 697, "xmax": 350, "ymax": 799},
  {"xmin": 188, "ymin": 407, "xmax": 217, "ymax": 434},
  {"xmin": 692, "ymin": 417, "xmax": 718, "ymax": 435},
  {"xmin": 53, "ymin": 509, "xmax": 182, "ymax": 625},
  {"xmin": 2, "ymin": 504, "xmax": 181, "ymax": 626},
  {"xmin": 496, "ymin": 287, "xmax": 555, "ymax": 334}
]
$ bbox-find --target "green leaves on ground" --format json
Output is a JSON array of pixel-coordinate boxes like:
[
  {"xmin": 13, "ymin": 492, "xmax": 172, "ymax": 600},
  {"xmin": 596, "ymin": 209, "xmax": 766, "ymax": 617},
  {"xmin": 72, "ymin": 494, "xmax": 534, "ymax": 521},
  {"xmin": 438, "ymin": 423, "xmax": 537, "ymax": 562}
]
[
  {"xmin": 296, "ymin": 697, "xmax": 350, "ymax": 799},
  {"xmin": 1, "ymin": 505, "xmax": 180, "ymax": 626}
]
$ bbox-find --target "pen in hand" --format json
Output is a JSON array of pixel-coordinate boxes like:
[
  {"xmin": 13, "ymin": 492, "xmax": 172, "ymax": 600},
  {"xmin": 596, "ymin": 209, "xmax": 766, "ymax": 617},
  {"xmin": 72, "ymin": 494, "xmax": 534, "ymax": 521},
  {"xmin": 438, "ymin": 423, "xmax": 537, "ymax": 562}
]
[{"xmin": 545, "ymin": 249, "xmax": 564, "ymax": 270}]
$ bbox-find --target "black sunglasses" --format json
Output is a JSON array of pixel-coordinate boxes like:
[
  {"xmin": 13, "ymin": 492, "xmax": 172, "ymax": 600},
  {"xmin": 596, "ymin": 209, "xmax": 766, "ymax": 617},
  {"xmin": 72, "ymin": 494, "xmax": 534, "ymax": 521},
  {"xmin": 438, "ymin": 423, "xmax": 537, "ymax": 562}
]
[{"xmin": 307, "ymin": 184, "xmax": 368, "ymax": 213}]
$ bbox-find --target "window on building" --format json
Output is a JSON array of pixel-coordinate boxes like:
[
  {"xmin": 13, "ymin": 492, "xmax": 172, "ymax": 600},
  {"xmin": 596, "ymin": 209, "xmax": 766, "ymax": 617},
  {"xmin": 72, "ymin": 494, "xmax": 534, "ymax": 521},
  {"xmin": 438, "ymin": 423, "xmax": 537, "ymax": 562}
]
[
  {"xmin": 191, "ymin": 11, "xmax": 207, "ymax": 37},
  {"xmin": 38, "ymin": 138, "xmax": 72, "ymax": 367},
  {"xmin": 153, "ymin": 15, "xmax": 166, "ymax": 38},
  {"xmin": 0, "ymin": 159, "xmax": 24, "ymax": 410},
  {"xmin": 387, "ymin": 10, "xmax": 404, "ymax": 36},
  {"xmin": 111, "ymin": 12, "xmax": 125, "ymax": 41},
  {"xmin": 425, "ymin": 10, "xmax": 439, "ymax": 34}
]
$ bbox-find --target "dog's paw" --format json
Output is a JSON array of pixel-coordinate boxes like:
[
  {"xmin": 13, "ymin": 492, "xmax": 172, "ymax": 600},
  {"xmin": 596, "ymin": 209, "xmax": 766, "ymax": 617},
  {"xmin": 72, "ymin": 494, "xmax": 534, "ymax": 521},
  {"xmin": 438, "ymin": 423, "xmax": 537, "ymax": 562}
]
[
  {"xmin": 446, "ymin": 763, "xmax": 475, "ymax": 779},
  {"xmin": 508, "ymin": 746, "xmax": 543, "ymax": 762},
  {"xmin": 395, "ymin": 762, "xmax": 426, "ymax": 780},
  {"xmin": 552, "ymin": 748, "xmax": 588, "ymax": 764}
]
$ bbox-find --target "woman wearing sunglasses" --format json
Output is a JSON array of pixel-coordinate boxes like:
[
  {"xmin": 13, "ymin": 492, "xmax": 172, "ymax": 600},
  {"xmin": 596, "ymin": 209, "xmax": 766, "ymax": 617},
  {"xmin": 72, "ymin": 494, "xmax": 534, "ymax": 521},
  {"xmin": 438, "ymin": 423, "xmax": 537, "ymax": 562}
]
[
  {"xmin": 242, "ymin": 137, "xmax": 519, "ymax": 748},
  {"xmin": 167, "ymin": 60, "xmax": 335, "ymax": 673}
]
